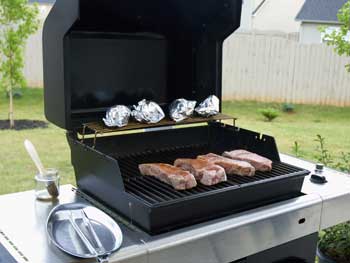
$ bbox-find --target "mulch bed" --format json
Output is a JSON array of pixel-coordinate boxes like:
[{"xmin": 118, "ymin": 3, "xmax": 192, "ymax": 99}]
[{"xmin": 0, "ymin": 120, "xmax": 48, "ymax": 130}]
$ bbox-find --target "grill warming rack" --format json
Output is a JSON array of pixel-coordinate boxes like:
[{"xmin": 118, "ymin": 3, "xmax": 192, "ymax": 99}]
[{"xmin": 80, "ymin": 113, "xmax": 237, "ymax": 148}]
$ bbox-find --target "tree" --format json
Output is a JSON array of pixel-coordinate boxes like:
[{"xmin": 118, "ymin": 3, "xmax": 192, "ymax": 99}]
[
  {"xmin": 320, "ymin": 0, "xmax": 350, "ymax": 72},
  {"xmin": 0, "ymin": 0, "xmax": 39, "ymax": 128}
]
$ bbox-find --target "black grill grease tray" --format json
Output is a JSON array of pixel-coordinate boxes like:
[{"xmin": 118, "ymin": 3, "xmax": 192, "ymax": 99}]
[{"xmin": 68, "ymin": 123, "xmax": 309, "ymax": 234}]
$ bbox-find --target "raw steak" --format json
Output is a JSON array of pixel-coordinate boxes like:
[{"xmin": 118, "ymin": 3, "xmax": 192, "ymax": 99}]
[
  {"xmin": 174, "ymin": 158, "xmax": 227, "ymax": 186},
  {"xmin": 222, "ymin": 150, "xmax": 272, "ymax": 172},
  {"xmin": 138, "ymin": 163, "xmax": 197, "ymax": 190},
  {"xmin": 198, "ymin": 153, "xmax": 255, "ymax": 176}
]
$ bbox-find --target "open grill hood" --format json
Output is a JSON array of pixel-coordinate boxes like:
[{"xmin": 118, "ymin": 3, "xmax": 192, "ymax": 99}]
[{"xmin": 43, "ymin": 0, "xmax": 243, "ymax": 130}]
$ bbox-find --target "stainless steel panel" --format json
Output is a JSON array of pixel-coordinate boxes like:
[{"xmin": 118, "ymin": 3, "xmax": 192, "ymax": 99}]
[
  {"xmin": 281, "ymin": 154, "xmax": 350, "ymax": 229},
  {"xmin": 0, "ymin": 186, "xmax": 147, "ymax": 263},
  {"xmin": 146, "ymin": 194, "xmax": 322, "ymax": 263},
  {"xmin": 320, "ymin": 190, "xmax": 350, "ymax": 229}
]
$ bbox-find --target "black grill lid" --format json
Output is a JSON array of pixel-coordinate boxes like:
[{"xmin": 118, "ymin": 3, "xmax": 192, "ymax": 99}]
[{"xmin": 43, "ymin": 0, "xmax": 242, "ymax": 130}]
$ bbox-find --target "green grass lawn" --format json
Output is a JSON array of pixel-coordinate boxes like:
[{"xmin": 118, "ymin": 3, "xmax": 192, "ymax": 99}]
[
  {"xmin": 222, "ymin": 101, "xmax": 350, "ymax": 162},
  {"xmin": 0, "ymin": 89, "xmax": 74, "ymax": 195},
  {"xmin": 0, "ymin": 88, "xmax": 349, "ymax": 195}
]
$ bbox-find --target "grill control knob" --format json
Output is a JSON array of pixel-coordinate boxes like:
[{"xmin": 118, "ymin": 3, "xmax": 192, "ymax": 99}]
[
  {"xmin": 310, "ymin": 163, "xmax": 327, "ymax": 184},
  {"xmin": 315, "ymin": 163, "xmax": 324, "ymax": 172}
]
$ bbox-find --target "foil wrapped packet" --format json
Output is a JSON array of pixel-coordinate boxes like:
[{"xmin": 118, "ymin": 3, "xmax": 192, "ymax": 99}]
[
  {"xmin": 195, "ymin": 95, "xmax": 220, "ymax": 117},
  {"xmin": 103, "ymin": 105, "xmax": 131, "ymax": 127},
  {"xmin": 169, "ymin": 98, "xmax": 197, "ymax": 122},
  {"xmin": 132, "ymin": 99, "xmax": 165, "ymax": 124}
]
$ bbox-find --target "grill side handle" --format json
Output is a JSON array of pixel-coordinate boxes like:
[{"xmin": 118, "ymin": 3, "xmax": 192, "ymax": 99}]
[{"xmin": 67, "ymin": 132, "xmax": 126, "ymax": 193}]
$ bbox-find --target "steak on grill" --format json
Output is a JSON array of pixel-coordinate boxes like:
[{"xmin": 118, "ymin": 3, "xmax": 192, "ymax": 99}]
[
  {"xmin": 198, "ymin": 153, "xmax": 255, "ymax": 176},
  {"xmin": 222, "ymin": 150, "xmax": 272, "ymax": 172},
  {"xmin": 139, "ymin": 163, "xmax": 197, "ymax": 190},
  {"xmin": 174, "ymin": 158, "xmax": 227, "ymax": 186}
]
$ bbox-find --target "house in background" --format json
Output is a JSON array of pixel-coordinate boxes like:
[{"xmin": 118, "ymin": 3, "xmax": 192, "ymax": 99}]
[
  {"xmin": 239, "ymin": 0, "xmax": 306, "ymax": 33},
  {"xmin": 252, "ymin": 0, "xmax": 305, "ymax": 33},
  {"xmin": 295, "ymin": 0, "xmax": 349, "ymax": 44},
  {"xmin": 239, "ymin": 0, "xmax": 254, "ymax": 31}
]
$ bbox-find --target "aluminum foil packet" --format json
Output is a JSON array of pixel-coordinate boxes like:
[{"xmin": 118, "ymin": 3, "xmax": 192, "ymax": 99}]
[
  {"xmin": 195, "ymin": 95, "xmax": 220, "ymax": 117},
  {"xmin": 132, "ymin": 99, "xmax": 165, "ymax": 124},
  {"xmin": 169, "ymin": 98, "xmax": 197, "ymax": 122},
  {"xmin": 103, "ymin": 105, "xmax": 131, "ymax": 127}
]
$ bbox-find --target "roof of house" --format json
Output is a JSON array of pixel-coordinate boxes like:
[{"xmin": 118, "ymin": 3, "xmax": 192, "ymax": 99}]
[
  {"xmin": 29, "ymin": 0, "xmax": 55, "ymax": 4},
  {"xmin": 295, "ymin": 0, "xmax": 347, "ymax": 24}
]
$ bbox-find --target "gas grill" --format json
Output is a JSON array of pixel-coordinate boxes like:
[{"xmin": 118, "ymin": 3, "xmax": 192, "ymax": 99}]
[{"xmin": 43, "ymin": 0, "xmax": 309, "ymax": 235}]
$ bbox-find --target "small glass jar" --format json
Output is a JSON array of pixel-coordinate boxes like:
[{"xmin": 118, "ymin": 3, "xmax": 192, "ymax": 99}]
[{"xmin": 35, "ymin": 168, "xmax": 60, "ymax": 201}]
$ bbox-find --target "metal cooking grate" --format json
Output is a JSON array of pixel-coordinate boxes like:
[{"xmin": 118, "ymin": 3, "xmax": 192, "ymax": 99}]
[{"xmin": 116, "ymin": 145, "xmax": 307, "ymax": 205}]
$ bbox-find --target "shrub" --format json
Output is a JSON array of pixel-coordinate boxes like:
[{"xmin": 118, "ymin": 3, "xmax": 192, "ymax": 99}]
[
  {"xmin": 282, "ymin": 103, "xmax": 295, "ymax": 113},
  {"xmin": 259, "ymin": 108, "xmax": 279, "ymax": 122},
  {"xmin": 319, "ymin": 0, "xmax": 350, "ymax": 72},
  {"xmin": 293, "ymin": 134, "xmax": 350, "ymax": 173},
  {"xmin": 314, "ymin": 134, "xmax": 333, "ymax": 166},
  {"xmin": 319, "ymin": 222, "xmax": 350, "ymax": 262},
  {"xmin": 6, "ymin": 89, "xmax": 23, "ymax": 99},
  {"xmin": 292, "ymin": 141, "xmax": 301, "ymax": 158},
  {"xmin": 336, "ymin": 152, "xmax": 350, "ymax": 173}
]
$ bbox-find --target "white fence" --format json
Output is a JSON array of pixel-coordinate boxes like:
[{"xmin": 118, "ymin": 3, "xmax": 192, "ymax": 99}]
[
  {"xmin": 23, "ymin": 14, "xmax": 350, "ymax": 106},
  {"xmin": 23, "ymin": 5, "xmax": 50, "ymax": 88},
  {"xmin": 223, "ymin": 31, "xmax": 350, "ymax": 106}
]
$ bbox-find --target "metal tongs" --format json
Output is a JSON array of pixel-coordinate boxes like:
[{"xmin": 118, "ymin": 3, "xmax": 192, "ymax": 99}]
[{"xmin": 68, "ymin": 209, "xmax": 109, "ymax": 263}]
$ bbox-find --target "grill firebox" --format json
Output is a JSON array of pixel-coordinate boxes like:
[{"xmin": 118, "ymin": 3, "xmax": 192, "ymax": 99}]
[{"xmin": 68, "ymin": 123, "xmax": 309, "ymax": 234}]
